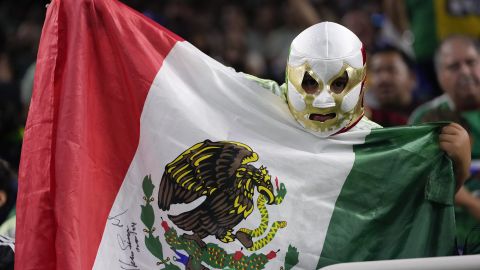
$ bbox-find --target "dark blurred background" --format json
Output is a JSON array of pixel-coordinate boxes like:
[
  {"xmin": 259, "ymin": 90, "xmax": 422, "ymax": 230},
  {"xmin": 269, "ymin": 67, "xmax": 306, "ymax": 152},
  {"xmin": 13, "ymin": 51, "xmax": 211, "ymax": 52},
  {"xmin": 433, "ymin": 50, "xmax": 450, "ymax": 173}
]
[{"xmin": 2, "ymin": 0, "xmax": 480, "ymax": 173}]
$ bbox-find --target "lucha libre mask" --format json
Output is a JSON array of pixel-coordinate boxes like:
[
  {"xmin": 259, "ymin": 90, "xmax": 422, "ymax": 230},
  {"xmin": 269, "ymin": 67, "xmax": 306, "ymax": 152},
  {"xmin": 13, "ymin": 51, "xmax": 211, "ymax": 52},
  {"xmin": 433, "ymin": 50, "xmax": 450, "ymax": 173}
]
[{"xmin": 286, "ymin": 22, "xmax": 366, "ymax": 137}]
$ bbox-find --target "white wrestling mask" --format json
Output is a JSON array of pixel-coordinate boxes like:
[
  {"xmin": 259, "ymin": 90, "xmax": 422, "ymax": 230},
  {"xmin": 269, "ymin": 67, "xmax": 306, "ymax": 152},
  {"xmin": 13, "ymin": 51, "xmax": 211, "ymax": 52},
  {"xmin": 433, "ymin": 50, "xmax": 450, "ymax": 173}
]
[{"xmin": 286, "ymin": 22, "xmax": 366, "ymax": 137}]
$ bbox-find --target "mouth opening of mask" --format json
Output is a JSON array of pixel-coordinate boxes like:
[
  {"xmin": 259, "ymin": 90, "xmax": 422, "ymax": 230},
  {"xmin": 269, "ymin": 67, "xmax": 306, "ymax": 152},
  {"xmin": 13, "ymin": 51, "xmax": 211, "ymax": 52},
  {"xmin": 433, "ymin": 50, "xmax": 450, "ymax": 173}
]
[{"xmin": 309, "ymin": 113, "xmax": 336, "ymax": 122}]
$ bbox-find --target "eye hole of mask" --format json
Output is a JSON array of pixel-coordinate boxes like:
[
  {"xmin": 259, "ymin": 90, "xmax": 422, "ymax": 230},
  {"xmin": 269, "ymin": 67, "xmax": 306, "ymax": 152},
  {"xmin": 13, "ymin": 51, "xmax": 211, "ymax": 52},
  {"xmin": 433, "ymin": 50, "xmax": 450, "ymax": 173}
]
[
  {"xmin": 330, "ymin": 71, "xmax": 349, "ymax": 94},
  {"xmin": 301, "ymin": 72, "xmax": 319, "ymax": 94}
]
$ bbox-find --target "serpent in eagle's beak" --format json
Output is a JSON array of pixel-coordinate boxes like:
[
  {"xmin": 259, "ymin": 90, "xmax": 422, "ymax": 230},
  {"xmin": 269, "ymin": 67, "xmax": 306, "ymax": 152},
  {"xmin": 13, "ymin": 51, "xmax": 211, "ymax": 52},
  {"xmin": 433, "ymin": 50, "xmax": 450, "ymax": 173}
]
[{"xmin": 258, "ymin": 186, "xmax": 275, "ymax": 204}]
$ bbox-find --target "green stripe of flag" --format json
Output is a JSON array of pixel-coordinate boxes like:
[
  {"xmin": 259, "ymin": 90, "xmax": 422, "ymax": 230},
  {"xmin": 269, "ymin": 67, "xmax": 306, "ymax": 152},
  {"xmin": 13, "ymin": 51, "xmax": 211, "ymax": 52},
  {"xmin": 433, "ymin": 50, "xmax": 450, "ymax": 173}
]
[{"xmin": 317, "ymin": 124, "xmax": 457, "ymax": 268}]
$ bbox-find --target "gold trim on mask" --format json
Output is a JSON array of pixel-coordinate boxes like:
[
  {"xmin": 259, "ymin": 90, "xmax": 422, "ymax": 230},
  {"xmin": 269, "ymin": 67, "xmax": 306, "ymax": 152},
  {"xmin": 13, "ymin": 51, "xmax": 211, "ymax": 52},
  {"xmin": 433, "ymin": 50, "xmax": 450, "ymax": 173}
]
[{"xmin": 286, "ymin": 62, "xmax": 366, "ymax": 133}]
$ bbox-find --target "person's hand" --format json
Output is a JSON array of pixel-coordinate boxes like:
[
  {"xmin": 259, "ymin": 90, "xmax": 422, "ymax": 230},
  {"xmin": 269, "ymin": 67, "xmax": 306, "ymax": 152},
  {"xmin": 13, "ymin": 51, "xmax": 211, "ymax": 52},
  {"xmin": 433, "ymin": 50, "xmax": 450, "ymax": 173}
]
[
  {"xmin": 455, "ymin": 186, "xmax": 480, "ymax": 221},
  {"xmin": 440, "ymin": 123, "xmax": 471, "ymax": 190},
  {"xmin": 467, "ymin": 200, "xmax": 480, "ymax": 221}
]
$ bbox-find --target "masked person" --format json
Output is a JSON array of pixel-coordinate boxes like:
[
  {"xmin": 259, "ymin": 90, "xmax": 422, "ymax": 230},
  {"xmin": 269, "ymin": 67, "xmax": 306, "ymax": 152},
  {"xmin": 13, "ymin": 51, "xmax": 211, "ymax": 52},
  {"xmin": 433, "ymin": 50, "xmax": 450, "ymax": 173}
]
[{"xmin": 247, "ymin": 22, "xmax": 470, "ymax": 188}]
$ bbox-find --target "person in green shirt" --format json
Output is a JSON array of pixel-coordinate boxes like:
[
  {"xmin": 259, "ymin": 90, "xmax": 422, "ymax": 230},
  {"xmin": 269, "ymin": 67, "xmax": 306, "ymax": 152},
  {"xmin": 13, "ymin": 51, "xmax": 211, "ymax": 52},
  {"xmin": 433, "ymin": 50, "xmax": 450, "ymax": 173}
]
[
  {"xmin": 409, "ymin": 35, "xmax": 480, "ymax": 158},
  {"xmin": 409, "ymin": 34, "xmax": 480, "ymax": 254}
]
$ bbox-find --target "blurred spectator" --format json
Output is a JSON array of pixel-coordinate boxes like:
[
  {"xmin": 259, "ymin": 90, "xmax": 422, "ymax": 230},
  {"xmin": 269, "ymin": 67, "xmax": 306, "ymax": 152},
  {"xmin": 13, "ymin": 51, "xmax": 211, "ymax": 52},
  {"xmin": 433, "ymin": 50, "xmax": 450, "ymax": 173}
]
[
  {"xmin": 409, "ymin": 35, "xmax": 480, "ymax": 254},
  {"xmin": 409, "ymin": 35, "xmax": 480, "ymax": 158},
  {"xmin": 0, "ymin": 159, "xmax": 16, "ymax": 238},
  {"xmin": 366, "ymin": 45, "xmax": 418, "ymax": 127}
]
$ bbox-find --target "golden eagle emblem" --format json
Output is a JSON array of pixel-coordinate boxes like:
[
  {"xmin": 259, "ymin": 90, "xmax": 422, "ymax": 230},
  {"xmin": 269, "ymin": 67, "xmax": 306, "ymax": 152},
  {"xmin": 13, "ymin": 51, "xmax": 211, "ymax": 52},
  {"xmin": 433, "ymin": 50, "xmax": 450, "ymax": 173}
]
[{"xmin": 158, "ymin": 139, "xmax": 275, "ymax": 248}]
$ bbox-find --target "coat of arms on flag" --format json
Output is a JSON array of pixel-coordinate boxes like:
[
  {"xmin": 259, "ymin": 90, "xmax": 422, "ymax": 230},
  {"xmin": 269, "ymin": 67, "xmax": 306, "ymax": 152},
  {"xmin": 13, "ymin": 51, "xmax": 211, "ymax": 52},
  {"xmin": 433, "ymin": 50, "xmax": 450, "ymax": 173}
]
[{"xmin": 143, "ymin": 139, "xmax": 290, "ymax": 269}]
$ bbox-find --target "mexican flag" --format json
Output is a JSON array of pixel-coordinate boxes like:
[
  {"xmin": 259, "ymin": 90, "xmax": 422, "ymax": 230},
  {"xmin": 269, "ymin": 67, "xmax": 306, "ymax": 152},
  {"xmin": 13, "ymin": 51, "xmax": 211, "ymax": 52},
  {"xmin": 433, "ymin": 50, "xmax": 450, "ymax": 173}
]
[{"xmin": 16, "ymin": 0, "xmax": 457, "ymax": 269}]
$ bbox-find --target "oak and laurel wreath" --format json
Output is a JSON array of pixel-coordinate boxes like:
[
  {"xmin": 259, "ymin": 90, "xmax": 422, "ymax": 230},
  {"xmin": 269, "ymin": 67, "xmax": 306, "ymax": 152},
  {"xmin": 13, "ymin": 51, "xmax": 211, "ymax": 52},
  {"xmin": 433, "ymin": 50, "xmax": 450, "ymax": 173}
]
[{"xmin": 141, "ymin": 175, "xmax": 179, "ymax": 269}]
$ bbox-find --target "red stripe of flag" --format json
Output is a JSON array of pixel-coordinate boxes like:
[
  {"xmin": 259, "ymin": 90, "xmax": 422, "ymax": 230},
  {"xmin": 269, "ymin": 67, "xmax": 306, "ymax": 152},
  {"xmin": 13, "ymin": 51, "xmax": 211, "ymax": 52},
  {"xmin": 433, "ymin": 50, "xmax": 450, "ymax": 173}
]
[{"xmin": 16, "ymin": 0, "xmax": 182, "ymax": 269}]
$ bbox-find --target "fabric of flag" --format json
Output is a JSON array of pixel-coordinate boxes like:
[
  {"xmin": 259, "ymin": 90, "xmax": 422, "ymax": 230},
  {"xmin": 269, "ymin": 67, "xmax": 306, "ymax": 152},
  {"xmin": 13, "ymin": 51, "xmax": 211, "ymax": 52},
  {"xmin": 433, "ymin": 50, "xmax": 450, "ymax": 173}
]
[{"xmin": 16, "ymin": 0, "xmax": 457, "ymax": 269}]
